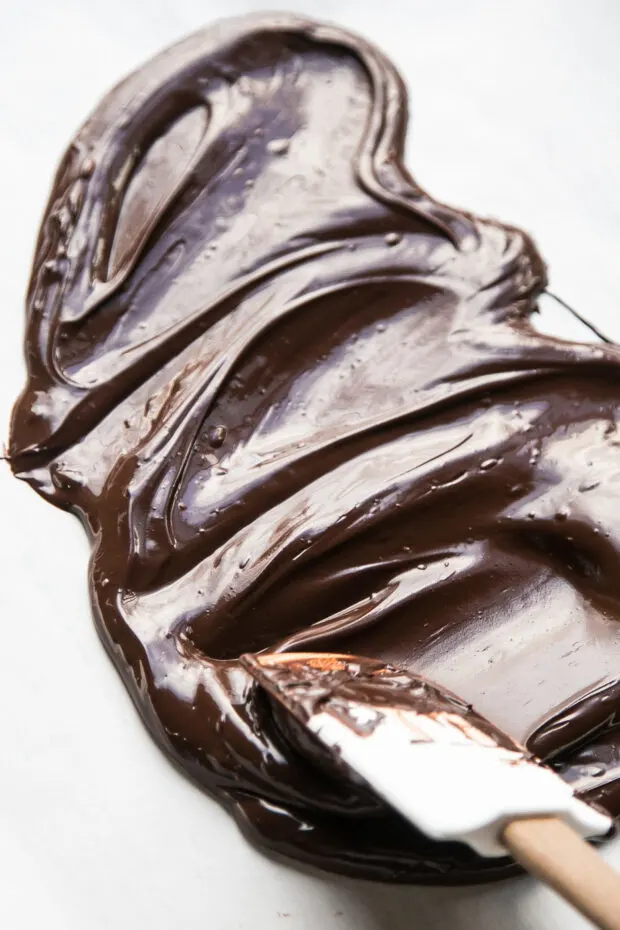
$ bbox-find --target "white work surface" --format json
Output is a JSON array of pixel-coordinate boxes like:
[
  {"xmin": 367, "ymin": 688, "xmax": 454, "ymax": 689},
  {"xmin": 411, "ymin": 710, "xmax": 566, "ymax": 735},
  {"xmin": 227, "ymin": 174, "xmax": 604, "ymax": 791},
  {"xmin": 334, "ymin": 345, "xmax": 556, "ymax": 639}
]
[{"xmin": 1, "ymin": 1, "xmax": 619, "ymax": 927}]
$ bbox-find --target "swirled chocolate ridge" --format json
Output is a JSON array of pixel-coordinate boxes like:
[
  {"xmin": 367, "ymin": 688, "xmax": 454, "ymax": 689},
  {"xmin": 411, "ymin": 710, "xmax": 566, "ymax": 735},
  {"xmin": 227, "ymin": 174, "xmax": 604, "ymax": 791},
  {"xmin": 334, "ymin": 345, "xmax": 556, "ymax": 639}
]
[{"xmin": 9, "ymin": 13, "xmax": 620, "ymax": 883}]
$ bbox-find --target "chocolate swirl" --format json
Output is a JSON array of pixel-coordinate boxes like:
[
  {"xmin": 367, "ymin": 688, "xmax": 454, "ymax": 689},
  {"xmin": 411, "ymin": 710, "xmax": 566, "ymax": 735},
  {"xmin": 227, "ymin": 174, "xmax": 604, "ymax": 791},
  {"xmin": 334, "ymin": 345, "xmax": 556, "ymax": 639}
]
[{"xmin": 9, "ymin": 13, "xmax": 620, "ymax": 883}]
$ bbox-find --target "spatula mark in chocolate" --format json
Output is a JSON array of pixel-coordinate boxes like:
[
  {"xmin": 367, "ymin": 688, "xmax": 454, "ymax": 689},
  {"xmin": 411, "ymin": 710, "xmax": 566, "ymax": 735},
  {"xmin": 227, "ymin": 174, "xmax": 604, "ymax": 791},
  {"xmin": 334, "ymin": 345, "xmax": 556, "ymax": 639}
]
[{"xmin": 9, "ymin": 13, "xmax": 620, "ymax": 883}]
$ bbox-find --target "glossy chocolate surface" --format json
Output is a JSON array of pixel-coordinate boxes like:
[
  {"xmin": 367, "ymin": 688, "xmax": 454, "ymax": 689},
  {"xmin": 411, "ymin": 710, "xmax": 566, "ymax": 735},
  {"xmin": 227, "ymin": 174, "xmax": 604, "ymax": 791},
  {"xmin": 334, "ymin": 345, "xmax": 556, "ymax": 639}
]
[{"xmin": 9, "ymin": 13, "xmax": 620, "ymax": 883}]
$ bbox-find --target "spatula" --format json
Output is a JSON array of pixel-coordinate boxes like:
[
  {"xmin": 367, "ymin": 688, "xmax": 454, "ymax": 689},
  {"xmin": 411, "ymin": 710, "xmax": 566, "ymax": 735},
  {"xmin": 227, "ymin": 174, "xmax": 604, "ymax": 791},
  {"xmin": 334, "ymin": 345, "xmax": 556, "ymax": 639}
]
[{"xmin": 242, "ymin": 651, "xmax": 620, "ymax": 930}]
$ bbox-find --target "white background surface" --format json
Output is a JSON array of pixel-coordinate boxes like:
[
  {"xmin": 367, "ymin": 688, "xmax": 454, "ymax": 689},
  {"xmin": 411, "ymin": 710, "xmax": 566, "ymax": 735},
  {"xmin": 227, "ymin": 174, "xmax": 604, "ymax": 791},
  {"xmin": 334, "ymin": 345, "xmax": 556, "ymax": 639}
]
[{"xmin": 1, "ymin": 2, "xmax": 619, "ymax": 927}]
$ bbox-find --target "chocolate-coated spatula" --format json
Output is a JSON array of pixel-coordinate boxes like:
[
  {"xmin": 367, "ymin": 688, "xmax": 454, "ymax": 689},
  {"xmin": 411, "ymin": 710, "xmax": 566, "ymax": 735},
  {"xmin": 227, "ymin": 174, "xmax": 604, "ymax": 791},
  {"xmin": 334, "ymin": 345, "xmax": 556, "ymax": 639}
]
[{"xmin": 242, "ymin": 652, "xmax": 620, "ymax": 930}]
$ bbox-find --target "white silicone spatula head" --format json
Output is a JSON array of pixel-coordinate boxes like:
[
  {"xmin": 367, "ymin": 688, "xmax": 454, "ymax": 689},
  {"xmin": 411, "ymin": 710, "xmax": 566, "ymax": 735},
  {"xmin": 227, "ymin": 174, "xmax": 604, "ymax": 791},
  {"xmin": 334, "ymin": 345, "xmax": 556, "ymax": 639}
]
[
  {"xmin": 242, "ymin": 651, "xmax": 610, "ymax": 857},
  {"xmin": 243, "ymin": 652, "xmax": 620, "ymax": 930}
]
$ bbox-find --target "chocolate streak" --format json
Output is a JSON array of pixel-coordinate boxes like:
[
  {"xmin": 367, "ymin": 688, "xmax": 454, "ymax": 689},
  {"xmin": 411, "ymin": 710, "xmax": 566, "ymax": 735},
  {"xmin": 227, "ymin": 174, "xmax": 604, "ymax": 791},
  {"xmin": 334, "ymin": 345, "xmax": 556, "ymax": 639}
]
[{"xmin": 9, "ymin": 13, "xmax": 620, "ymax": 883}]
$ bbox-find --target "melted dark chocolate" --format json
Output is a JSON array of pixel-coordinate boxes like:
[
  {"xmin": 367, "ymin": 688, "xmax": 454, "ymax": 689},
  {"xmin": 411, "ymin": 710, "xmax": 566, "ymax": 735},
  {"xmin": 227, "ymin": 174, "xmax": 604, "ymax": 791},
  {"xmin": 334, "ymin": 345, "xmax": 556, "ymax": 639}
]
[{"xmin": 9, "ymin": 13, "xmax": 620, "ymax": 883}]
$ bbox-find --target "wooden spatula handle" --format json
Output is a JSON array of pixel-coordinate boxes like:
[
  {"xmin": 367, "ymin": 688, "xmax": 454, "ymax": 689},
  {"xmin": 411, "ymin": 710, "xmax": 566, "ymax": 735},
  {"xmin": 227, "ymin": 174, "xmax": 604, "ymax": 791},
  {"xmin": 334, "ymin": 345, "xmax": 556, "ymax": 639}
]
[{"xmin": 502, "ymin": 816, "xmax": 620, "ymax": 930}]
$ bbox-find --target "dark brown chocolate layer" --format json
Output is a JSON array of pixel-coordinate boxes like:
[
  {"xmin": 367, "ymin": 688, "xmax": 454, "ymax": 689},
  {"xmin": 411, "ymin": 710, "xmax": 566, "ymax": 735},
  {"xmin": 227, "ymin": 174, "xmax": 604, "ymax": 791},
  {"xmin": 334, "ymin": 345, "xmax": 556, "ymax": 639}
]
[{"xmin": 9, "ymin": 13, "xmax": 620, "ymax": 883}]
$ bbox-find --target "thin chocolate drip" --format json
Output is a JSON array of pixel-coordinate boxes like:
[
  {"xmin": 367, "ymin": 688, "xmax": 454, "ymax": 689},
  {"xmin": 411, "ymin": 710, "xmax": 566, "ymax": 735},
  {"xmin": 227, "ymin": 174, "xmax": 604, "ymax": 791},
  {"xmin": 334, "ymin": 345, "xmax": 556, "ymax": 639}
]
[{"xmin": 544, "ymin": 290, "xmax": 613, "ymax": 344}]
